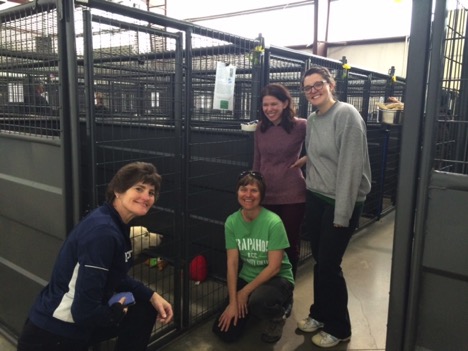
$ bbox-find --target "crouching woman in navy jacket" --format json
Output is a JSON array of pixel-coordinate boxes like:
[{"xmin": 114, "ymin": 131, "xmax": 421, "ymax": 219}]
[{"xmin": 17, "ymin": 162, "xmax": 173, "ymax": 351}]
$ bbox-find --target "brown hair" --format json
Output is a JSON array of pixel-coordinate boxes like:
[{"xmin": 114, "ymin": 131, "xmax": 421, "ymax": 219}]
[
  {"xmin": 236, "ymin": 171, "xmax": 266, "ymax": 203},
  {"xmin": 259, "ymin": 83, "xmax": 296, "ymax": 133},
  {"xmin": 106, "ymin": 162, "xmax": 162, "ymax": 203},
  {"xmin": 301, "ymin": 66, "xmax": 336, "ymax": 92}
]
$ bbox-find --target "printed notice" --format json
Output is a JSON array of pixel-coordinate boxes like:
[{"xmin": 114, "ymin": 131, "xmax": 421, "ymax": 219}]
[{"xmin": 213, "ymin": 62, "xmax": 236, "ymax": 111}]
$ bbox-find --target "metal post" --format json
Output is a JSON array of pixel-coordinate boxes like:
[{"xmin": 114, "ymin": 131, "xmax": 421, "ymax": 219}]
[
  {"xmin": 82, "ymin": 7, "xmax": 98, "ymax": 209},
  {"xmin": 404, "ymin": 0, "xmax": 448, "ymax": 349},
  {"xmin": 57, "ymin": 0, "xmax": 81, "ymax": 228},
  {"xmin": 385, "ymin": 0, "xmax": 434, "ymax": 350}
]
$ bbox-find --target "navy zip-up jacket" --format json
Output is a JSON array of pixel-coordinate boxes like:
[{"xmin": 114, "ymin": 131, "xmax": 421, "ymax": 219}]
[{"xmin": 28, "ymin": 203, "xmax": 154, "ymax": 340}]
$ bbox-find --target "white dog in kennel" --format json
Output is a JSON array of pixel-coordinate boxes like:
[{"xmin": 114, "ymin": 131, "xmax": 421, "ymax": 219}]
[{"xmin": 130, "ymin": 226, "xmax": 163, "ymax": 256}]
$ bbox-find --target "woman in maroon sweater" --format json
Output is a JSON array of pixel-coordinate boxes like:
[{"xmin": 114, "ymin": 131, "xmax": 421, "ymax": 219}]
[{"xmin": 253, "ymin": 83, "xmax": 307, "ymax": 277}]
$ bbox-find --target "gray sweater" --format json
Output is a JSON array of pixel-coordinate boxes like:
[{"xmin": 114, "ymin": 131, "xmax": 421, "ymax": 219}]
[{"xmin": 305, "ymin": 101, "xmax": 371, "ymax": 226}]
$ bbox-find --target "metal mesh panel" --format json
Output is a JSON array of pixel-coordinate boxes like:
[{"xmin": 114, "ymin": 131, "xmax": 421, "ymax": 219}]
[
  {"xmin": 383, "ymin": 126, "xmax": 401, "ymax": 210},
  {"xmin": 367, "ymin": 79, "xmax": 387, "ymax": 122},
  {"xmin": 346, "ymin": 74, "xmax": 368, "ymax": 115},
  {"xmin": 435, "ymin": 6, "xmax": 468, "ymax": 174},
  {"xmin": 185, "ymin": 29, "xmax": 258, "ymax": 325},
  {"xmin": 190, "ymin": 33, "xmax": 253, "ymax": 122},
  {"xmin": 73, "ymin": 4, "xmax": 184, "ymax": 343},
  {"xmin": 0, "ymin": 3, "xmax": 60, "ymax": 138},
  {"xmin": 363, "ymin": 126, "xmax": 386, "ymax": 218},
  {"xmin": 268, "ymin": 54, "xmax": 305, "ymax": 107}
]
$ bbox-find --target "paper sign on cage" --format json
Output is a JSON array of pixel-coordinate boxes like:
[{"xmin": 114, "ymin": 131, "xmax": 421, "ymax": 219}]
[{"xmin": 213, "ymin": 62, "xmax": 236, "ymax": 111}]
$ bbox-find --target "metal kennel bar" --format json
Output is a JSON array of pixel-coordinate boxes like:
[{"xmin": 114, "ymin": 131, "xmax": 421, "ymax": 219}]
[
  {"xmin": 0, "ymin": 0, "xmax": 407, "ymax": 349},
  {"xmin": 387, "ymin": 1, "xmax": 468, "ymax": 350}
]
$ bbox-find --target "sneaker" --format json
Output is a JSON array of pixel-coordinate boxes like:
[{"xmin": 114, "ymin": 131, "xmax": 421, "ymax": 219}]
[
  {"xmin": 297, "ymin": 316, "xmax": 324, "ymax": 332},
  {"xmin": 261, "ymin": 318, "xmax": 286, "ymax": 343},
  {"xmin": 311, "ymin": 331, "xmax": 351, "ymax": 348}
]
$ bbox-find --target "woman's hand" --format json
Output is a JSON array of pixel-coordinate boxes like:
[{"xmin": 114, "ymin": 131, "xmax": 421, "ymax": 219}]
[
  {"xmin": 236, "ymin": 289, "xmax": 250, "ymax": 318},
  {"xmin": 218, "ymin": 303, "xmax": 239, "ymax": 332},
  {"xmin": 290, "ymin": 156, "xmax": 307, "ymax": 169},
  {"xmin": 118, "ymin": 296, "xmax": 129, "ymax": 314},
  {"xmin": 150, "ymin": 292, "xmax": 174, "ymax": 324}
]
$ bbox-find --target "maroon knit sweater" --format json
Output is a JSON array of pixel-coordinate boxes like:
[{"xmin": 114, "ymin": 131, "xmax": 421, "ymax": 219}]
[{"xmin": 253, "ymin": 117, "xmax": 307, "ymax": 205}]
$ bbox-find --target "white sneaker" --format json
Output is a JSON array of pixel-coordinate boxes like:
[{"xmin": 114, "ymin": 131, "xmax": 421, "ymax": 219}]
[
  {"xmin": 311, "ymin": 331, "xmax": 351, "ymax": 348},
  {"xmin": 297, "ymin": 316, "xmax": 324, "ymax": 332}
]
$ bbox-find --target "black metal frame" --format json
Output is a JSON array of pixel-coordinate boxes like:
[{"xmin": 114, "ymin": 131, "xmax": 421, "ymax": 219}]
[
  {"xmin": 387, "ymin": 1, "xmax": 468, "ymax": 350},
  {"xmin": 0, "ymin": 0, "xmax": 408, "ymax": 349}
]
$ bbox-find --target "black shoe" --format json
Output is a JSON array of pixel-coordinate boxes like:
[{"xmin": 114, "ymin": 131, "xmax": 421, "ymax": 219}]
[
  {"xmin": 261, "ymin": 318, "xmax": 286, "ymax": 343},
  {"xmin": 283, "ymin": 300, "xmax": 293, "ymax": 319}
]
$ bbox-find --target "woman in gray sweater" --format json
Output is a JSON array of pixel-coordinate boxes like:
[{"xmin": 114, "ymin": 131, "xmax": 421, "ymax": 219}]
[{"xmin": 297, "ymin": 66, "xmax": 371, "ymax": 348}]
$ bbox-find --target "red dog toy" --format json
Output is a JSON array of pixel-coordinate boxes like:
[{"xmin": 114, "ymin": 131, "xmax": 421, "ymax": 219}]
[{"xmin": 189, "ymin": 255, "xmax": 208, "ymax": 283}]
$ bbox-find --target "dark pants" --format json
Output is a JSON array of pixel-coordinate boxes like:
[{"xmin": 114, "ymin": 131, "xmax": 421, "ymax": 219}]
[
  {"xmin": 17, "ymin": 300, "xmax": 157, "ymax": 351},
  {"xmin": 212, "ymin": 276, "xmax": 294, "ymax": 343},
  {"xmin": 305, "ymin": 191, "xmax": 362, "ymax": 339},
  {"xmin": 264, "ymin": 203, "xmax": 305, "ymax": 277}
]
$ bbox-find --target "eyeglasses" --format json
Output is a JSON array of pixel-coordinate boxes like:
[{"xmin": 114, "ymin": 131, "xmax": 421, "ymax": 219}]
[
  {"xmin": 302, "ymin": 80, "xmax": 327, "ymax": 93},
  {"xmin": 238, "ymin": 170, "xmax": 264, "ymax": 181}
]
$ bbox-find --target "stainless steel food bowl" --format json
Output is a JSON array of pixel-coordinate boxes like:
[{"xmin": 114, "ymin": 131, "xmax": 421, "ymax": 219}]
[{"xmin": 378, "ymin": 109, "xmax": 404, "ymax": 124}]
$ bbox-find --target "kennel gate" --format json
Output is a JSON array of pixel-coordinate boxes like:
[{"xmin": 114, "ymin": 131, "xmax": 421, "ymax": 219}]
[{"xmin": 0, "ymin": 0, "xmax": 408, "ymax": 348}]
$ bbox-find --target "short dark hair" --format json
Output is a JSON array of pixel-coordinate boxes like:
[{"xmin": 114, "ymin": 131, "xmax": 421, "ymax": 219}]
[
  {"xmin": 236, "ymin": 170, "xmax": 266, "ymax": 203},
  {"xmin": 259, "ymin": 83, "xmax": 296, "ymax": 133},
  {"xmin": 106, "ymin": 162, "xmax": 162, "ymax": 203}
]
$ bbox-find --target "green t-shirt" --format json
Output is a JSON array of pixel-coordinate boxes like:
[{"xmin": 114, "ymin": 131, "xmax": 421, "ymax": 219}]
[{"xmin": 225, "ymin": 207, "xmax": 295, "ymax": 286}]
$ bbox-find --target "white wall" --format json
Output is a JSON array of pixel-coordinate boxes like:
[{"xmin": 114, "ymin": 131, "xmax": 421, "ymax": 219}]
[
  {"xmin": 327, "ymin": 40, "xmax": 409, "ymax": 78},
  {"xmin": 328, "ymin": 0, "xmax": 412, "ymax": 42},
  {"xmin": 165, "ymin": 0, "xmax": 412, "ymax": 46},
  {"xmin": 164, "ymin": 0, "xmax": 412, "ymax": 77}
]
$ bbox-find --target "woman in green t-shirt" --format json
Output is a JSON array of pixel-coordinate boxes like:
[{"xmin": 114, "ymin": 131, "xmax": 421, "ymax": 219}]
[{"xmin": 212, "ymin": 171, "xmax": 294, "ymax": 344}]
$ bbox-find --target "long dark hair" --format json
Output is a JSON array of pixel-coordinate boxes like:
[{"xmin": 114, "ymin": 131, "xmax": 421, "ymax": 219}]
[
  {"xmin": 106, "ymin": 162, "xmax": 162, "ymax": 203},
  {"xmin": 259, "ymin": 83, "xmax": 296, "ymax": 133}
]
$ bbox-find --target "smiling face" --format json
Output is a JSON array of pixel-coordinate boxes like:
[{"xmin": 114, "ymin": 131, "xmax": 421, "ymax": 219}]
[
  {"xmin": 262, "ymin": 95, "xmax": 288, "ymax": 126},
  {"xmin": 303, "ymin": 73, "xmax": 335, "ymax": 112},
  {"xmin": 114, "ymin": 182, "xmax": 156, "ymax": 223},
  {"xmin": 237, "ymin": 182, "xmax": 262, "ymax": 211}
]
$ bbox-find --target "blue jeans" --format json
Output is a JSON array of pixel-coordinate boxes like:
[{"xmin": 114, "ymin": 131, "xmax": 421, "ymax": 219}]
[
  {"xmin": 305, "ymin": 191, "xmax": 362, "ymax": 339},
  {"xmin": 212, "ymin": 276, "xmax": 294, "ymax": 343}
]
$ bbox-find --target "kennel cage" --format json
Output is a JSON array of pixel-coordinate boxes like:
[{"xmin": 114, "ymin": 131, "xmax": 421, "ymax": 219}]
[{"xmin": 0, "ymin": 0, "xmax": 406, "ymax": 348}]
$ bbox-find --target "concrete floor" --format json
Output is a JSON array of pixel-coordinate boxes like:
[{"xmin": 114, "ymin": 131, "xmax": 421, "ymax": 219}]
[{"xmin": 0, "ymin": 212, "xmax": 394, "ymax": 351}]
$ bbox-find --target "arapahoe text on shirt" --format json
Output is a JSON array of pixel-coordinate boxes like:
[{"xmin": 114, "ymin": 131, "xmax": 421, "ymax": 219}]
[{"xmin": 236, "ymin": 238, "xmax": 268, "ymax": 252}]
